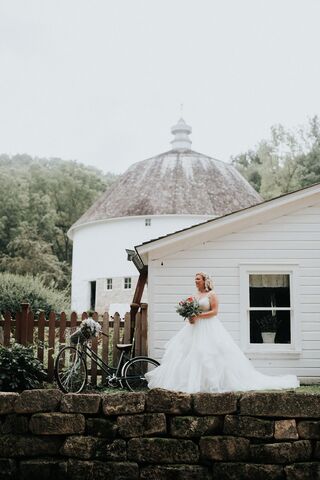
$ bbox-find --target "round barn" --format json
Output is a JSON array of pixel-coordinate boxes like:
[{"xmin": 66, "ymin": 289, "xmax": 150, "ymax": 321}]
[{"xmin": 68, "ymin": 119, "xmax": 261, "ymax": 313}]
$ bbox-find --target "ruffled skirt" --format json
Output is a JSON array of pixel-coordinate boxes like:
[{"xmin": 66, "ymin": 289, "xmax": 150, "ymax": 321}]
[{"xmin": 146, "ymin": 316, "xmax": 299, "ymax": 393}]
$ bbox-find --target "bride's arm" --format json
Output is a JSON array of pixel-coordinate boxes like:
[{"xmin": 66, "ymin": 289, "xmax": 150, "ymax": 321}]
[{"xmin": 197, "ymin": 293, "xmax": 219, "ymax": 319}]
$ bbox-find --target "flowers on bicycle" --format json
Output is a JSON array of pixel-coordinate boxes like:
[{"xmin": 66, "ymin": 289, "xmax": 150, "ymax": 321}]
[
  {"xmin": 80, "ymin": 318, "xmax": 102, "ymax": 338},
  {"xmin": 70, "ymin": 318, "xmax": 102, "ymax": 344},
  {"xmin": 176, "ymin": 297, "xmax": 201, "ymax": 320}
]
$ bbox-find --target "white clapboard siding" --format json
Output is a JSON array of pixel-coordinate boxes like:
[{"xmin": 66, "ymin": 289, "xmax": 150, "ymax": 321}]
[
  {"xmin": 155, "ymin": 284, "xmax": 239, "ymax": 295},
  {"xmin": 300, "ymin": 277, "xmax": 320, "ymax": 286},
  {"xmin": 154, "ymin": 294, "xmax": 239, "ymax": 304},
  {"xmin": 302, "ymin": 351, "xmax": 320, "ymax": 359},
  {"xmin": 148, "ymin": 201, "xmax": 320, "ymax": 379},
  {"xmin": 154, "ymin": 276, "xmax": 240, "ymax": 286}
]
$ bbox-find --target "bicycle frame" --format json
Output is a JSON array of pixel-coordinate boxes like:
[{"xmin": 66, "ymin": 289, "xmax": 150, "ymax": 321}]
[{"xmin": 75, "ymin": 342, "xmax": 131, "ymax": 383}]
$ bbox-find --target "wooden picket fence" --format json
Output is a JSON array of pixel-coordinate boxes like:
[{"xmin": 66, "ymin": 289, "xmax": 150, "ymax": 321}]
[{"xmin": 0, "ymin": 303, "xmax": 148, "ymax": 385}]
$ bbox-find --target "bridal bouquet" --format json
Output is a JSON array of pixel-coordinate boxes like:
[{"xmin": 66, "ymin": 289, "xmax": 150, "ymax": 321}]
[
  {"xmin": 70, "ymin": 318, "xmax": 102, "ymax": 344},
  {"xmin": 176, "ymin": 296, "xmax": 201, "ymax": 320}
]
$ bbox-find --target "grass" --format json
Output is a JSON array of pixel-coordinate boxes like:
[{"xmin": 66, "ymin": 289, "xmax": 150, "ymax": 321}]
[
  {"xmin": 44, "ymin": 380, "xmax": 320, "ymax": 394},
  {"xmin": 295, "ymin": 384, "xmax": 320, "ymax": 394}
]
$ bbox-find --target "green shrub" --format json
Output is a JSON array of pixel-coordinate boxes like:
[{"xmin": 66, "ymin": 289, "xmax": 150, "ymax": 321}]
[
  {"xmin": 0, "ymin": 343, "xmax": 47, "ymax": 391},
  {"xmin": 0, "ymin": 272, "xmax": 69, "ymax": 316}
]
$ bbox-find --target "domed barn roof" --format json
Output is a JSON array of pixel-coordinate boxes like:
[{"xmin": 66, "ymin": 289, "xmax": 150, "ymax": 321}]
[{"xmin": 69, "ymin": 119, "xmax": 262, "ymax": 234}]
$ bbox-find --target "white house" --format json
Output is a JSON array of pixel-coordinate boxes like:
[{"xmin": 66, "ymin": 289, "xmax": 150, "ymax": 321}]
[
  {"xmin": 68, "ymin": 118, "xmax": 261, "ymax": 312},
  {"xmin": 134, "ymin": 182, "xmax": 320, "ymax": 382}
]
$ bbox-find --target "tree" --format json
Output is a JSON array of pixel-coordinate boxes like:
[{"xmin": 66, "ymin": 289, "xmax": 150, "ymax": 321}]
[
  {"xmin": 0, "ymin": 272, "xmax": 69, "ymax": 315},
  {"xmin": 0, "ymin": 155, "xmax": 118, "ymax": 289},
  {"xmin": 232, "ymin": 116, "xmax": 320, "ymax": 199},
  {"xmin": 0, "ymin": 223, "xmax": 68, "ymax": 288}
]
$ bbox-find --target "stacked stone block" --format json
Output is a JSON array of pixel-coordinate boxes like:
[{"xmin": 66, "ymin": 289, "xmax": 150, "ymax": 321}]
[{"xmin": 0, "ymin": 389, "xmax": 320, "ymax": 479}]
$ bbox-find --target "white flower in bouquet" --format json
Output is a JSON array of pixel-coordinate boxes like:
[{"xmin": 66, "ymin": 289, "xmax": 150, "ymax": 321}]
[{"xmin": 80, "ymin": 318, "xmax": 102, "ymax": 338}]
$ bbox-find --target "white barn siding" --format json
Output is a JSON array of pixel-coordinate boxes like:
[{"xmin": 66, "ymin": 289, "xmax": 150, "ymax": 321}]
[
  {"xmin": 148, "ymin": 203, "xmax": 320, "ymax": 379},
  {"xmin": 70, "ymin": 214, "xmax": 212, "ymax": 311}
]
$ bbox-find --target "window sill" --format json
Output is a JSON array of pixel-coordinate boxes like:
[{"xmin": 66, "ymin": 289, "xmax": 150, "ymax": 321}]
[{"xmin": 245, "ymin": 349, "xmax": 302, "ymax": 359}]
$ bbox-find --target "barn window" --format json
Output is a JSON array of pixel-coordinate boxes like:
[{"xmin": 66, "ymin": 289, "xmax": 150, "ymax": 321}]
[
  {"xmin": 106, "ymin": 278, "xmax": 113, "ymax": 290},
  {"xmin": 240, "ymin": 264, "xmax": 301, "ymax": 357},
  {"xmin": 124, "ymin": 277, "xmax": 132, "ymax": 289},
  {"xmin": 145, "ymin": 218, "xmax": 151, "ymax": 226},
  {"xmin": 90, "ymin": 281, "xmax": 96, "ymax": 311}
]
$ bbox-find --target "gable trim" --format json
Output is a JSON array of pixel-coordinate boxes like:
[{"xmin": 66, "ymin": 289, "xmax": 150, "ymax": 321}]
[{"xmin": 136, "ymin": 183, "xmax": 320, "ymax": 264}]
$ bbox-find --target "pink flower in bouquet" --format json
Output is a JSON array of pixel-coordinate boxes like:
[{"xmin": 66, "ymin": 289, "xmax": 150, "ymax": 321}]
[{"xmin": 176, "ymin": 296, "xmax": 201, "ymax": 320}]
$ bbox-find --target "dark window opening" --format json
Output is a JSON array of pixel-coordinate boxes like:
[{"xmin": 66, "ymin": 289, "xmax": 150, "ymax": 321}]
[
  {"xmin": 90, "ymin": 281, "xmax": 96, "ymax": 311},
  {"xmin": 249, "ymin": 274, "xmax": 291, "ymax": 344}
]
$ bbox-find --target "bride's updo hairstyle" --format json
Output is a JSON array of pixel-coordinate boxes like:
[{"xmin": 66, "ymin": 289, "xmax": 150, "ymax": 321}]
[{"xmin": 196, "ymin": 272, "xmax": 214, "ymax": 292}]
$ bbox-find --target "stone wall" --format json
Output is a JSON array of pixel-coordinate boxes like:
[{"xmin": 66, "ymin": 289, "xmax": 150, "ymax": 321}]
[{"xmin": 1, "ymin": 389, "xmax": 320, "ymax": 479}]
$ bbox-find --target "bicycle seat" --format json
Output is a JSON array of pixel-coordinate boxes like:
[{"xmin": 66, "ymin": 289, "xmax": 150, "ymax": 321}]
[{"xmin": 116, "ymin": 343, "xmax": 133, "ymax": 351}]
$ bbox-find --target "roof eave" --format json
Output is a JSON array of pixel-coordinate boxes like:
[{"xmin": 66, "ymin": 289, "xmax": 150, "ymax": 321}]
[{"xmin": 135, "ymin": 183, "xmax": 320, "ymax": 264}]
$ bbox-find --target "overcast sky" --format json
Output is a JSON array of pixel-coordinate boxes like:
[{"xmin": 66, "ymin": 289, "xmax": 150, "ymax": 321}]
[{"xmin": 0, "ymin": 0, "xmax": 319, "ymax": 174}]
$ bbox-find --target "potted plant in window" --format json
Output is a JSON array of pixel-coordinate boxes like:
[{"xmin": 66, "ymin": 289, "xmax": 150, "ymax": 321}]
[
  {"xmin": 256, "ymin": 294, "xmax": 281, "ymax": 343},
  {"xmin": 257, "ymin": 314, "xmax": 281, "ymax": 343}
]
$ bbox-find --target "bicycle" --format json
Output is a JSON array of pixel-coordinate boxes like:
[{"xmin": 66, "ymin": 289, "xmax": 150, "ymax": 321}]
[{"xmin": 54, "ymin": 324, "xmax": 159, "ymax": 394}]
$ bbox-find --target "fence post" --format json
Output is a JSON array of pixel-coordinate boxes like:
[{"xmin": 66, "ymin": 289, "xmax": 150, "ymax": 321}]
[
  {"xmin": 27, "ymin": 310, "xmax": 34, "ymax": 345},
  {"xmin": 112, "ymin": 313, "xmax": 121, "ymax": 367},
  {"xmin": 37, "ymin": 312, "xmax": 45, "ymax": 363},
  {"xmin": 3, "ymin": 312, "xmax": 12, "ymax": 346},
  {"xmin": 134, "ymin": 311, "xmax": 141, "ymax": 357},
  {"xmin": 101, "ymin": 312, "xmax": 109, "ymax": 384},
  {"xmin": 47, "ymin": 311, "xmax": 56, "ymax": 382},
  {"xmin": 20, "ymin": 303, "xmax": 29, "ymax": 346},
  {"xmin": 123, "ymin": 312, "xmax": 131, "ymax": 344},
  {"xmin": 140, "ymin": 303, "xmax": 148, "ymax": 356}
]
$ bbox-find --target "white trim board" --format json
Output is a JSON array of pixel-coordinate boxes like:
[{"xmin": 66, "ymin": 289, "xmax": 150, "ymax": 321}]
[{"xmin": 136, "ymin": 184, "xmax": 320, "ymax": 264}]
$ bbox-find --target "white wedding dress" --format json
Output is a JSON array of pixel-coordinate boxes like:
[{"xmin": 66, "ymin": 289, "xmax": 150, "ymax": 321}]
[{"xmin": 146, "ymin": 295, "xmax": 299, "ymax": 393}]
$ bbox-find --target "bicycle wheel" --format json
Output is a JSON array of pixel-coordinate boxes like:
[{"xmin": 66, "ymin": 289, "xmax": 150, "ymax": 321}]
[
  {"xmin": 54, "ymin": 346, "xmax": 87, "ymax": 393},
  {"xmin": 122, "ymin": 356, "xmax": 159, "ymax": 392}
]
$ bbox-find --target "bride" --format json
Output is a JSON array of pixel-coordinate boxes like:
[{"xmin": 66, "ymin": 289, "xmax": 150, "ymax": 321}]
[{"xmin": 146, "ymin": 272, "xmax": 299, "ymax": 393}]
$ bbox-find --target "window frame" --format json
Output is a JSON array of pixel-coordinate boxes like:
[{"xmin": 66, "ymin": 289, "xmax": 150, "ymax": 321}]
[
  {"xmin": 124, "ymin": 277, "xmax": 132, "ymax": 290},
  {"xmin": 145, "ymin": 218, "xmax": 151, "ymax": 226},
  {"xmin": 239, "ymin": 263, "xmax": 301, "ymax": 358},
  {"xmin": 106, "ymin": 278, "xmax": 113, "ymax": 290}
]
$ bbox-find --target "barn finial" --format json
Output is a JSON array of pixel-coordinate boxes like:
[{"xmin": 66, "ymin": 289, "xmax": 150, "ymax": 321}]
[{"xmin": 170, "ymin": 117, "xmax": 192, "ymax": 150}]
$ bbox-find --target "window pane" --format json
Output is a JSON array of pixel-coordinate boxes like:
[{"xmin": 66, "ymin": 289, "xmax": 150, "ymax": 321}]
[
  {"xmin": 107, "ymin": 278, "xmax": 112, "ymax": 290},
  {"xmin": 249, "ymin": 310, "xmax": 291, "ymax": 344},
  {"xmin": 249, "ymin": 274, "xmax": 290, "ymax": 308}
]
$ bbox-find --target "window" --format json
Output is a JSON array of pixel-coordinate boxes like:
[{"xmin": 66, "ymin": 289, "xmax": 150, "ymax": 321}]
[
  {"xmin": 124, "ymin": 277, "xmax": 132, "ymax": 289},
  {"xmin": 249, "ymin": 274, "xmax": 291, "ymax": 344},
  {"xmin": 145, "ymin": 218, "xmax": 151, "ymax": 226},
  {"xmin": 240, "ymin": 264, "xmax": 301, "ymax": 357},
  {"xmin": 90, "ymin": 281, "xmax": 96, "ymax": 311},
  {"xmin": 106, "ymin": 278, "xmax": 113, "ymax": 290}
]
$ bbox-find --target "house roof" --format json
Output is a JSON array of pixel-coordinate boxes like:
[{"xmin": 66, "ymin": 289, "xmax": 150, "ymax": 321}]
[
  {"xmin": 135, "ymin": 182, "xmax": 320, "ymax": 264},
  {"xmin": 69, "ymin": 120, "xmax": 261, "ymax": 236}
]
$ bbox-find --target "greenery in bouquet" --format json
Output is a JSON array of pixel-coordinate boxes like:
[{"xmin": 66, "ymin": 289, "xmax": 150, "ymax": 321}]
[{"xmin": 176, "ymin": 296, "xmax": 201, "ymax": 320}]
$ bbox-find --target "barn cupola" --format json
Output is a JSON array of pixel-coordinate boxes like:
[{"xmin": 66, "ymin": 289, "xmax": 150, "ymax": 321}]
[{"xmin": 170, "ymin": 117, "xmax": 192, "ymax": 150}]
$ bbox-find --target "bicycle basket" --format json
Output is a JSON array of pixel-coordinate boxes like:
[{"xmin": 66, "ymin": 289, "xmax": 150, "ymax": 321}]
[
  {"xmin": 70, "ymin": 329, "xmax": 88, "ymax": 345},
  {"xmin": 70, "ymin": 318, "xmax": 102, "ymax": 345}
]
